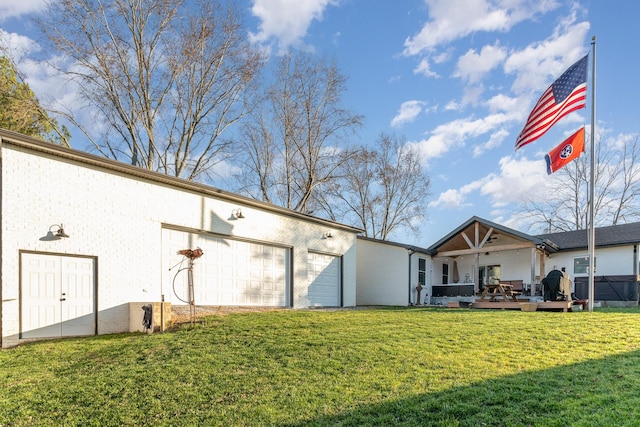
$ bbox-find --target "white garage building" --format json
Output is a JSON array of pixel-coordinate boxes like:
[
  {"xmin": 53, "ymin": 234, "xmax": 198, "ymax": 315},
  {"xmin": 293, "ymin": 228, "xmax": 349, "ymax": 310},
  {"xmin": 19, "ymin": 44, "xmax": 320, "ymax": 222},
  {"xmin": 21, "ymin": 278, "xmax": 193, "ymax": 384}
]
[{"xmin": 1, "ymin": 129, "xmax": 361, "ymax": 348}]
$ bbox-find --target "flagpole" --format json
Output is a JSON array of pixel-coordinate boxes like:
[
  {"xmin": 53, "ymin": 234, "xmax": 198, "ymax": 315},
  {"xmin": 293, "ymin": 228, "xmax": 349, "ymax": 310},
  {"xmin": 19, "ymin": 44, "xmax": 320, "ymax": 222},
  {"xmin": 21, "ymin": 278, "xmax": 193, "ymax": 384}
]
[{"xmin": 587, "ymin": 36, "xmax": 596, "ymax": 312}]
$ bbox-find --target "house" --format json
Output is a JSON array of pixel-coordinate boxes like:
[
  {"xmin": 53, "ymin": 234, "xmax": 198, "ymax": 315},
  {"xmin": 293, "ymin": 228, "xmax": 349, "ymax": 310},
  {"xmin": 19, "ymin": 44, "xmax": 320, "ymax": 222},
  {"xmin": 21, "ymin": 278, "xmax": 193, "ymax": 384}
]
[
  {"xmin": 427, "ymin": 217, "xmax": 640, "ymax": 307},
  {"xmin": 356, "ymin": 236, "xmax": 431, "ymax": 306},
  {"xmin": 537, "ymin": 223, "xmax": 640, "ymax": 304},
  {"xmin": 0, "ymin": 129, "xmax": 362, "ymax": 348},
  {"xmin": 4, "ymin": 127, "xmax": 639, "ymax": 348},
  {"xmin": 356, "ymin": 216, "xmax": 639, "ymax": 309}
]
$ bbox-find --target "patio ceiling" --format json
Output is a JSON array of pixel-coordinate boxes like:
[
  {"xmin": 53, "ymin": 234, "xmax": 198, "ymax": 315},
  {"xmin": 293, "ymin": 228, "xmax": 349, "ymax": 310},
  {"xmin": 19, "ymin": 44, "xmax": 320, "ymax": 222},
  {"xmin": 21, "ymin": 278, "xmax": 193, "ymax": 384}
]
[{"xmin": 429, "ymin": 216, "xmax": 552, "ymax": 258}]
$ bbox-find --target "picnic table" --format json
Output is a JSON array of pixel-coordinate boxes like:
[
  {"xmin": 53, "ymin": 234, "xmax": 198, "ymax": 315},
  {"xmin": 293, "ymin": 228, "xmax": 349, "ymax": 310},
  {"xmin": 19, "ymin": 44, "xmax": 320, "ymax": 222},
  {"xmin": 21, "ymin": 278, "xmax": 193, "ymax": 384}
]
[{"xmin": 477, "ymin": 283, "xmax": 519, "ymax": 302}]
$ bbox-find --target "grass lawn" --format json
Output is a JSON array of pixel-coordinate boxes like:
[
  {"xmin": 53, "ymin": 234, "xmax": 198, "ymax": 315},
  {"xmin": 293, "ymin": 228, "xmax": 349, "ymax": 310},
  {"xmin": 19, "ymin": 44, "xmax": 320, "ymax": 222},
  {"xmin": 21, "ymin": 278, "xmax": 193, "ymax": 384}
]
[{"xmin": 2, "ymin": 307, "xmax": 640, "ymax": 426}]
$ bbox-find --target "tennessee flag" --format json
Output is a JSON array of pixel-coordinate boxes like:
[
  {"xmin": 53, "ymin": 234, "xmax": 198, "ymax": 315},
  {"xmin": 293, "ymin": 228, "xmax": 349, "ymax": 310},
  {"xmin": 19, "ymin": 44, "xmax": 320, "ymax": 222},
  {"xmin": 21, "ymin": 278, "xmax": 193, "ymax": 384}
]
[
  {"xmin": 545, "ymin": 128, "xmax": 585, "ymax": 175},
  {"xmin": 515, "ymin": 55, "xmax": 588, "ymax": 150}
]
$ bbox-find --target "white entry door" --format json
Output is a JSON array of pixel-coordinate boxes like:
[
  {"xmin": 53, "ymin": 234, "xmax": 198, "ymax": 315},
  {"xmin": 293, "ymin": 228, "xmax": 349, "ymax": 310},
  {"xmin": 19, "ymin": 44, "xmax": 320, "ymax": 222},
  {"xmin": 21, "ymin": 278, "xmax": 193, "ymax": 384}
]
[
  {"xmin": 307, "ymin": 252, "xmax": 341, "ymax": 307},
  {"xmin": 21, "ymin": 253, "xmax": 96, "ymax": 339}
]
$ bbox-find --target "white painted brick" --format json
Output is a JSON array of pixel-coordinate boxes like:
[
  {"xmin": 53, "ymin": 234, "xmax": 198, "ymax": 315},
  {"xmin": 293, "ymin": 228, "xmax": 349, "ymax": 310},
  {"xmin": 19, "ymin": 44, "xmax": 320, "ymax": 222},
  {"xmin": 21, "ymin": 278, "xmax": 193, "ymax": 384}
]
[{"xmin": 2, "ymin": 139, "xmax": 358, "ymax": 347}]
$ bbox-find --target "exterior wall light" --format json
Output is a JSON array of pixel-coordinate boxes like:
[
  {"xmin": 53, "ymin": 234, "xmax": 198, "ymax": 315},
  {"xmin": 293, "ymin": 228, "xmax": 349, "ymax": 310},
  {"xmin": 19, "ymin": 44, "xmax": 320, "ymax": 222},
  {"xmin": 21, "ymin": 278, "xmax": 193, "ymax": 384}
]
[
  {"xmin": 48, "ymin": 224, "xmax": 70, "ymax": 240},
  {"xmin": 231, "ymin": 208, "xmax": 245, "ymax": 219}
]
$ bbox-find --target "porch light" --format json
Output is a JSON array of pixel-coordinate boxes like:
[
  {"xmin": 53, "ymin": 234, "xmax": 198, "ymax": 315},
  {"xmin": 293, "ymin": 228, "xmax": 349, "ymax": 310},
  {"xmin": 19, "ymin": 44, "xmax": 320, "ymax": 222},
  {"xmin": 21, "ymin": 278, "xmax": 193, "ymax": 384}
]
[
  {"xmin": 231, "ymin": 208, "xmax": 245, "ymax": 219},
  {"xmin": 49, "ymin": 224, "xmax": 70, "ymax": 239}
]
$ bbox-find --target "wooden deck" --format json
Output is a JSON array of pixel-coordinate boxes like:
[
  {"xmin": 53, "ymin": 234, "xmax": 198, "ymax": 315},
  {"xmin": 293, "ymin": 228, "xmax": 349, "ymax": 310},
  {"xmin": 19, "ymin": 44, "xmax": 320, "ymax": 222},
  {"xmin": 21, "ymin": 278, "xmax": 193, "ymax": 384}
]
[{"xmin": 471, "ymin": 300, "xmax": 573, "ymax": 312}]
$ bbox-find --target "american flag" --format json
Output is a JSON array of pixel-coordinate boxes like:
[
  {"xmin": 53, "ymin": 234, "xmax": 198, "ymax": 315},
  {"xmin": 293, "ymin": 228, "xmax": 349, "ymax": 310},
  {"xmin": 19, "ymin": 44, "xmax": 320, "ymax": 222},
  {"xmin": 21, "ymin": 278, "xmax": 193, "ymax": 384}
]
[{"xmin": 515, "ymin": 55, "xmax": 588, "ymax": 151}]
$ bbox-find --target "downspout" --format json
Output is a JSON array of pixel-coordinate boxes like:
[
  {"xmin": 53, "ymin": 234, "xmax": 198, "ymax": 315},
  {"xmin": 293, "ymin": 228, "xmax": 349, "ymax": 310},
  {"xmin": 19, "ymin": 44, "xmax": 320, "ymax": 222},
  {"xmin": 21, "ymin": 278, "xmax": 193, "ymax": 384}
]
[{"xmin": 408, "ymin": 248, "xmax": 416, "ymax": 306}]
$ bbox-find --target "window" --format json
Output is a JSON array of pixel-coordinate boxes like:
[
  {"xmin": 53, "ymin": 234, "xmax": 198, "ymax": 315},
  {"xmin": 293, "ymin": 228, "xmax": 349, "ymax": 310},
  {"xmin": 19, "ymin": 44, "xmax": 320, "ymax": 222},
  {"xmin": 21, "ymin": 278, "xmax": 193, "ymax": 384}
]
[
  {"xmin": 418, "ymin": 258, "xmax": 426, "ymax": 285},
  {"xmin": 574, "ymin": 256, "xmax": 596, "ymax": 275},
  {"xmin": 479, "ymin": 265, "xmax": 501, "ymax": 289},
  {"xmin": 442, "ymin": 263, "xmax": 449, "ymax": 284}
]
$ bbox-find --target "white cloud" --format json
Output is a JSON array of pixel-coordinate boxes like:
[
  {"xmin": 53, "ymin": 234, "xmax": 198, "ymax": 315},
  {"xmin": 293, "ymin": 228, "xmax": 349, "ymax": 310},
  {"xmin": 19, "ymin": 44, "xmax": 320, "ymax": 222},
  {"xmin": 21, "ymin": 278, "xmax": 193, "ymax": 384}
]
[
  {"xmin": 608, "ymin": 131, "xmax": 639, "ymax": 152},
  {"xmin": 429, "ymin": 154, "xmax": 551, "ymax": 212},
  {"xmin": 460, "ymin": 84, "xmax": 485, "ymax": 106},
  {"xmin": 249, "ymin": 0, "xmax": 339, "ymax": 50},
  {"xmin": 413, "ymin": 57, "xmax": 438, "ymax": 77},
  {"xmin": 404, "ymin": 2, "xmax": 589, "ymax": 164},
  {"xmin": 410, "ymin": 112, "xmax": 511, "ymax": 163},
  {"xmin": 0, "ymin": 0, "xmax": 47, "ymax": 21},
  {"xmin": 391, "ymin": 100, "xmax": 427, "ymax": 127},
  {"xmin": 484, "ymin": 93, "xmax": 519, "ymax": 114},
  {"xmin": 0, "ymin": 30, "xmax": 93, "ymax": 138},
  {"xmin": 404, "ymin": 0, "xmax": 559, "ymax": 56},
  {"xmin": 212, "ymin": 159, "xmax": 244, "ymax": 180},
  {"xmin": 497, "ymin": 14, "xmax": 590, "ymax": 133},
  {"xmin": 455, "ymin": 43, "xmax": 507, "ymax": 84},
  {"xmin": 444, "ymin": 100, "xmax": 461, "ymax": 111},
  {"xmin": 480, "ymin": 155, "xmax": 550, "ymax": 207},
  {"xmin": 428, "ymin": 188, "xmax": 469, "ymax": 209},
  {"xmin": 0, "ymin": 31, "xmax": 72, "ymax": 112},
  {"xmin": 432, "ymin": 50, "xmax": 452, "ymax": 64},
  {"xmin": 472, "ymin": 127, "xmax": 509, "ymax": 157},
  {"xmin": 428, "ymin": 179, "xmax": 487, "ymax": 210},
  {"xmin": 0, "ymin": 29, "xmax": 39, "ymax": 59},
  {"xmin": 504, "ymin": 8, "xmax": 590, "ymax": 96}
]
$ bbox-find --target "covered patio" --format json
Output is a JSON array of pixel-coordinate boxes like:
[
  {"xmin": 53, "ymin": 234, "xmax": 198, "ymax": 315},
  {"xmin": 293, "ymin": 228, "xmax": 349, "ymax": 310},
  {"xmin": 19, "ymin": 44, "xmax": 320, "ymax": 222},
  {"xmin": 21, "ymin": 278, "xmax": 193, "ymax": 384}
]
[{"xmin": 426, "ymin": 217, "xmax": 570, "ymax": 310}]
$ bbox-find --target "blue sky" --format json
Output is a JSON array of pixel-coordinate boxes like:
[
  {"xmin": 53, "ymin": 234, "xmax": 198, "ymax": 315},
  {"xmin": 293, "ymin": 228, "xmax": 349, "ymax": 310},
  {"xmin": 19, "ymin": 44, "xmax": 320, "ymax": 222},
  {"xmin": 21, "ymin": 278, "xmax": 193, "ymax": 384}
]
[{"xmin": 1, "ymin": 0, "xmax": 638, "ymax": 247}]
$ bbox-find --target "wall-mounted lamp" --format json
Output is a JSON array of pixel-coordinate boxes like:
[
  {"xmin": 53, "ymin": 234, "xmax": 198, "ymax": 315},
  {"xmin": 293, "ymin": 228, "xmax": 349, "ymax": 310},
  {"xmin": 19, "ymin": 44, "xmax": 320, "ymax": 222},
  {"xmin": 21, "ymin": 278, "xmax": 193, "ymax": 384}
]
[
  {"xmin": 323, "ymin": 231, "xmax": 333, "ymax": 239},
  {"xmin": 52, "ymin": 224, "xmax": 70, "ymax": 238},
  {"xmin": 231, "ymin": 208, "xmax": 245, "ymax": 220},
  {"xmin": 43, "ymin": 224, "xmax": 70, "ymax": 241}
]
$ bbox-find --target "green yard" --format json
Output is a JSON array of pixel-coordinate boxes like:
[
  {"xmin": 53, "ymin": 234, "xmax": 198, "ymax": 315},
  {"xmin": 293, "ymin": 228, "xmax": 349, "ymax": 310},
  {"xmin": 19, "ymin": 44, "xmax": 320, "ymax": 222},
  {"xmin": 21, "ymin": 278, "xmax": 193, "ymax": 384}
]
[{"xmin": 2, "ymin": 307, "xmax": 640, "ymax": 426}]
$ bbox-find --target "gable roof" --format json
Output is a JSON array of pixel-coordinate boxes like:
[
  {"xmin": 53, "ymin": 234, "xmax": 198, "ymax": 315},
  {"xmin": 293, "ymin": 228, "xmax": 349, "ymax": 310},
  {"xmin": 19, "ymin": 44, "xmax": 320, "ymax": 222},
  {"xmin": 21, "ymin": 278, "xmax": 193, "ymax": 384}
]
[
  {"xmin": 427, "ymin": 216, "xmax": 555, "ymax": 256},
  {"xmin": 537, "ymin": 222, "xmax": 640, "ymax": 250},
  {"xmin": 428, "ymin": 216, "xmax": 640, "ymax": 256}
]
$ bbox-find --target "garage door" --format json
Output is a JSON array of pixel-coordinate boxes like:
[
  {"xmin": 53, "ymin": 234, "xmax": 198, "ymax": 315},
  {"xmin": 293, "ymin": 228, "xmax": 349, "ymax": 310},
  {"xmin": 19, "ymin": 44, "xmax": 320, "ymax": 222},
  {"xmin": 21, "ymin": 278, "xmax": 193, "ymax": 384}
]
[
  {"xmin": 20, "ymin": 253, "xmax": 96, "ymax": 339},
  {"xmin": 307, "ymin": 252, "xmax": 341, "ymax": 307},
  {"xmin": 163, "ymin": 228, "xmax": 289, "ymax": 307}
]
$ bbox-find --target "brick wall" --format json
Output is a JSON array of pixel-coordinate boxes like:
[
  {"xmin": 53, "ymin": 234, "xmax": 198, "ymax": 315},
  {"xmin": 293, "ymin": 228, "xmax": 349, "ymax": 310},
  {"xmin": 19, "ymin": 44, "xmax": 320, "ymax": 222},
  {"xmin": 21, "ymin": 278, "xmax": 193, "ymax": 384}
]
[{"xmin": 1, "ymin": 138, "xmax": 358, "ymax": 347}]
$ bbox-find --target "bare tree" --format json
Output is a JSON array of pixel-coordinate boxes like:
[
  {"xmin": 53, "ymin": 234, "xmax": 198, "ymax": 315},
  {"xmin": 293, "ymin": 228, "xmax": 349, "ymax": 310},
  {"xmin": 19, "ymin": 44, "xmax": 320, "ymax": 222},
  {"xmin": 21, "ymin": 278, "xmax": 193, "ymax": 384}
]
[
  {"xmin": 38, "ymin": 0, "xmax": 263, "ymax": 180},
  {"xmin": 519, "ymin": 133, "xmax": 640, "ymax": 233},
  {"xmin": 609, "ymin": 136, "xmax": 640, "ymax": 224},
  {"xmin": 237, "ymin": 52, "xmax": 363, "ymax": 213},
  {"xmin": 321, "ymin": 133, "xmax": 431, "ymax": 240}
]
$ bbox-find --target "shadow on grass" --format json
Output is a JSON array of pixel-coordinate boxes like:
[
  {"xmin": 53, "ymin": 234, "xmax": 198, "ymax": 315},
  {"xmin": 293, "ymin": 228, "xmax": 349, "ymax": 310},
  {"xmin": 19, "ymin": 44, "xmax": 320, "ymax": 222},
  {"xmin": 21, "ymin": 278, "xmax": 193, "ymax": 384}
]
[{"xmin": 286, "ymin": 349, "xmax": 640, "ymax": 426}]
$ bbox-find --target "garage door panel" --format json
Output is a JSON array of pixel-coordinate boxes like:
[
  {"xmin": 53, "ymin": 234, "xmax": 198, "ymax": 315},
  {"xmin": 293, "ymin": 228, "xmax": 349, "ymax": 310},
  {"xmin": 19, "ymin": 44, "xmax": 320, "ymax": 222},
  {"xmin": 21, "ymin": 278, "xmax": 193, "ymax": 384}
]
[
  {"xmin": 307, "ymin": 252, "xmax": 341, "ymax": 307},
  {"xmin": 163, "ymin": 229, "xmax": 288, "ymax": 307}
]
